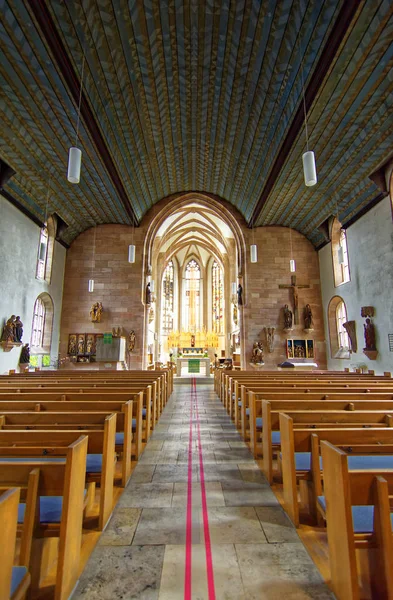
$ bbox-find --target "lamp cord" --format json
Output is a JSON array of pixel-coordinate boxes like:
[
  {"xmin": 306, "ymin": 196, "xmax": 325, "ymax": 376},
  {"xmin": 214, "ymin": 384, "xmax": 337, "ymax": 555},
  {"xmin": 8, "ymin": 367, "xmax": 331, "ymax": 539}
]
[
  {"xmin": 74, "ymin": 51, "xmax": 86, "ymax": 147},
  {"xmin": 300, "ymin": 48, "xmax": 309, "ymax": 152}
]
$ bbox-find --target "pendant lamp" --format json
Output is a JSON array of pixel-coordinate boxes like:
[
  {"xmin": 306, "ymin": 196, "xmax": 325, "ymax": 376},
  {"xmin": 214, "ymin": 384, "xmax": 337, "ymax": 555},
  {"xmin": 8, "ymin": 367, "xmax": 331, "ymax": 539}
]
[
  {"xmin": 128, "ymin": 244, "xmax": 135, "ymax": 263},
  {"xmin": 250, "ymin": 244, "xmax": 258, "ymax": 263},
  {"xmin": 300, "ymin": 52, "xmax": 317, "ymax": 187},
  {"xmin": 290, "ymin": 259, "xmax": 296, "ymax": 273},
  {"xmin": 88, "ymin": 279, "xmax": 94, "ymax": 292},
  {"xmin": 67, "ymin": 52, "xmax": 85, "ymax": 184}
]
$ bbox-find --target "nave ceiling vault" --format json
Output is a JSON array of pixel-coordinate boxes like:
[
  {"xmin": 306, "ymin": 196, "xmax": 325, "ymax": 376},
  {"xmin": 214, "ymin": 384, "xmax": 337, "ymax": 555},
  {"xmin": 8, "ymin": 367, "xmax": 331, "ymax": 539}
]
[{"xmin": 1, "ymin": 0, "xmax": 392, "ymax": 247}]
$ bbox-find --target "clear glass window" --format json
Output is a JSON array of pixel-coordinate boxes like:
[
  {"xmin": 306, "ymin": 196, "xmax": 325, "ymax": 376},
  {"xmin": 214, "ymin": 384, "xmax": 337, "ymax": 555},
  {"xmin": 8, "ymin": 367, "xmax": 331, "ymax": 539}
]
[
  {"xmin": 31, "ymin": 297, "xmax": 46, "ymax": 348},
  {"xmin": 212, "ymin": 261, "xmax": 223, "ymax": 334},
  {"xmin": 36, "ymin": 227, "xmax": 48, "ymax": 280},
  {"xmin": 336, "ymin": 301, "xmax": 349, "ymax": 349}
]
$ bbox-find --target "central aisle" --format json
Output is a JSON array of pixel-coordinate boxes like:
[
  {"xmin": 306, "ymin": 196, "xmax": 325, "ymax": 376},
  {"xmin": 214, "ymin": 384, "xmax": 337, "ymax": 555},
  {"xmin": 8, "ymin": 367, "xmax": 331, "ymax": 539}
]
[{"xmin": 74, "ymin": 380, "xmax": 333, "ymax": 599}]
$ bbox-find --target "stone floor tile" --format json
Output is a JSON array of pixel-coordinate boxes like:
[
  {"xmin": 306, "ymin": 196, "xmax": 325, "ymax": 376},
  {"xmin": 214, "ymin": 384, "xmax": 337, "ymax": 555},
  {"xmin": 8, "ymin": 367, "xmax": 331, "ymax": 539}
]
[
  {"xmin": 133, "ymin": 508, "xmax": 200, "ymax": 545},
  {"xmin": 73, "ymin": 545, "xmax": 165, "ymax": 600},
  {"xmin": 256, "ymin": 506, "xmax": 300, "ymax": 543},
  {"xmin": 129, "ymin": 464, "xmax": 156, "ymax": 483},
  {"xmin": 172, "ymin": 482, "xmax": 225, "ymax": 507},
  {"xmin": 222, "ymin": 480, "xmax": 279, "ymax": 507},
  {"xmin": 235, "ymin": 543, "xmax": 334, "ymax": 600},
  {"xmin": 118, "ymin": 483, "xmax": 174, "ymax": 508},
  {"xmin": 99, "ymin": 508, "xmax": 141, "ymax": 546},
  {"xmin": 202, "ymin": 507, "xmax": 267, "ymax": 544}
]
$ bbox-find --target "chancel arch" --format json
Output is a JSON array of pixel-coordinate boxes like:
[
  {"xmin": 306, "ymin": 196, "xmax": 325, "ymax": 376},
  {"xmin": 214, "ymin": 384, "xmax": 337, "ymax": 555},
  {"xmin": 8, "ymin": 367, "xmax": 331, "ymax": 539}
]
[{"xmin": 142, "ymin": 194, "xmax": 246, "ymax": 369}]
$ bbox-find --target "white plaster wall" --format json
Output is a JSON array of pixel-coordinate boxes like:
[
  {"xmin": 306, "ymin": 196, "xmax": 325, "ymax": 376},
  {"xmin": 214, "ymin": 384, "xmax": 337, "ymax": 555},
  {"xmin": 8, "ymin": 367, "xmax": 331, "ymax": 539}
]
[
  {"xmin": 319, "ymin": 196, "xmax": 393, "ymax": 374},
  {"xmin": 0, "ymin": 195, "xmax": 66, "ymax": 374}
]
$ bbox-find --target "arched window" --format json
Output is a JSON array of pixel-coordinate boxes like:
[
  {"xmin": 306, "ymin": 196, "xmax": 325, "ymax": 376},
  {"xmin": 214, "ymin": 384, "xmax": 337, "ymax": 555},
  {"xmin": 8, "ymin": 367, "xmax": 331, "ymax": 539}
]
[
  {"xmin": 212, "ymin": 261, "xmax": 223, "ymax": 334},
  {"xmin": 328, "ymin": 296, "xmax": 350, "ymax": 359},
  {"xmin": 336, "ymin": 300, "xmax": 349, "ymax": 350},
  {"xmin": 30, "ymin": 293, "xmax": 54, "ymax": 352},
  {"xmin": 331, "ymin": 217, "xmax": 350, "ymax": 286},
  {"xmin": 31, "ymin": 297, "xmax": 45, "ymax": 347},
  {"xmin": 162, "ymin": 260, "xmax": 174, "ymax": 333},
  {"xmin": 185, "ymin": 259, "xmax": 200, "ymax": 331},
  {"xmin": 36, "ymin": 227, "xmax": 48, "ymax": 280}
]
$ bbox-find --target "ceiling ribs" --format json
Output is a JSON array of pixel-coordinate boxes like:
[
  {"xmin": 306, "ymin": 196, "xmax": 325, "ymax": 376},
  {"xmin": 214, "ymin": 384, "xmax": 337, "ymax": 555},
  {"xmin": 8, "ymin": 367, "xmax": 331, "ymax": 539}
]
[
  {"xmin": 28, "ymin": 0, "xmax": 138, "ymax": 225},
  {"xmin": 249, "ymin": 0, "xmax": 361, "ymax": 227}
]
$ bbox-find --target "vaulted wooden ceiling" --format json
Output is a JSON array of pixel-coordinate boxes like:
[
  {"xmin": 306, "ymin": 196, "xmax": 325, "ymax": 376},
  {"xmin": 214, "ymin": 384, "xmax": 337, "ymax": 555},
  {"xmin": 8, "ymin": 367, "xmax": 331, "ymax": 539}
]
[{"xmin": 1, "ymin": 0, "xmax": 392, "ymax": 246}]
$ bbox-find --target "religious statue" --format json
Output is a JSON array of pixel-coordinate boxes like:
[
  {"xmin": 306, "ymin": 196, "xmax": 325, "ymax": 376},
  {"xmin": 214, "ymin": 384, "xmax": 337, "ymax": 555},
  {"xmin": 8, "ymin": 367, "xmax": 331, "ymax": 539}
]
[
  {"xmin": 279, "ymin": 275, "xmax": 310, "ymax": 325},
  {"xmin": 233, "ymin": 303, "xmax": 238, "ymax": 325},
  {"xmin": 68, "ymin": 334, "xmax": 77, "ymax": 355},
  {"xmin": 77, "ymin": 334, "xmax": 85, "ymax": 355},
  {"xmin": 363, "ymin": 318, "xmax": 376, "ymax": 351},
  {"xmin": 264, "ymin": 327, "xmax": 275, "ymax": 353},
  {"xmin": 14, "ymin": 316, "xmax": 23, "ymax": 342},
  {"xmin": 191, "ymin": 334, "xmax": 195, "ymax": 347},
  {"xmin": 86, "ymin": 334, "xmax": 95, "ymax": 354},
  {"xmin": 145, "ymin": 282, "xmax": 152, "ymax": 305},
  {"xmin": 19, "ymin": 343, "xmax": 30, "ymax": 364},
  {"xmin": 1, "ymin": 315, "xmax": 16, "ymax": 342},
  {"xmin": 128, "ymin": 330, "xmax": 136, "ymax": 352},
  {"xmin": 251, "ymin": 341, "xmax": 264, "ymax": 364},
  {"xmin": 90, "ymin": 302, "xmax": 103, "ymax": 323},
  {"xmin": 237, "ymin": 284, "xmax": 243, "ymax": 306},
  {"xmin": 283, "ymin": 305, "xmax": 293, "ymax": 330},
  {"xmin": 304, "ymin": 304, "xmax": 314, "ymax": 330}
]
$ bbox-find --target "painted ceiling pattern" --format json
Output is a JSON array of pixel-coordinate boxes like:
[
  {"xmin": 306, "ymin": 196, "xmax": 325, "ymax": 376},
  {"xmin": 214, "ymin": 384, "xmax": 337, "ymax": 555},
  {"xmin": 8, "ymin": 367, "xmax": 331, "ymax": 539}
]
[{"xmin": 0, "ymin": 0, "xmax": 392, "ymax": 246}]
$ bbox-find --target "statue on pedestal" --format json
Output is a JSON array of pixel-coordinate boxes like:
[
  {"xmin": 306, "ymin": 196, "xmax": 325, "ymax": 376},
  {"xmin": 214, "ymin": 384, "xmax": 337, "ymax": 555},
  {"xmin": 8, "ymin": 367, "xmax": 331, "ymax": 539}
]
[
  {"xmin": 364, "ymin": 318, "xmax": 376, "ymax": 351},
  {"xmin": 128, "ymin": 330, "xmax": 136, "ymax": 352},
  {"xmin": 283, "ymin": 305, "xmax": 293, "ymax": 330},
  {"xmin": 90, "ymin": 302, "xmax": 103, "ymax": 323},
  {"xmin": 237, "ymin": 284, "xmax": 243, "ymax": 306},
  {"xmin": 14, "ymin": 316, "xmax": 23, "ymax": 342},
  {"xmin": 1, "ymin": 315, "xmax": 16, "ymax": 342},
  {"xmin": 19, "ymin": 343, "xmax": 30, "ymax": 364},
  {"xmin": 251, "ymin": 341, "xmax": 264, "ymax": 364},
  {"xmin": 265, "ymin": 327, "xmax": 275, "ymax": 353},
  {"xmin": 145, "ymin": 282, "xmax": 152, "ymax": 305},
  {"xmin": 304, "ymin": 304, "xmax": 314, "ymax": 331}
]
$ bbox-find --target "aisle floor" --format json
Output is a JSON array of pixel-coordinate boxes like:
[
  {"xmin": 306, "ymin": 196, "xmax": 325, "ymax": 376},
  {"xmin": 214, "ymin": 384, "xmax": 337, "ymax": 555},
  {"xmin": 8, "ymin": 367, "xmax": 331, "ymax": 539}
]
[{"xmin": 74, "ymin": 381, "xmax": 334, "ymax": 599}]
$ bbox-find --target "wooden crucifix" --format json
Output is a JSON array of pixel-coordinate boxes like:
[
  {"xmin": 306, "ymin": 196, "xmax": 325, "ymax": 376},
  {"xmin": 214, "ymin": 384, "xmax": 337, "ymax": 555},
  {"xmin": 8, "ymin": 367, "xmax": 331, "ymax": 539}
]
[{"xmin": 278, "ymin": 275, "xmax": 310, "ymax": 325}]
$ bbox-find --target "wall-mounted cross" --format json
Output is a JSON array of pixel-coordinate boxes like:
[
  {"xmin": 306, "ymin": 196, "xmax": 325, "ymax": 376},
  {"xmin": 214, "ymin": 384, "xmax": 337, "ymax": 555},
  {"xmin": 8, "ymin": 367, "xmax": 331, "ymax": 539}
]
[{"xmin": 278, "ymin": 275, "xmax": 310, "ymax": 325}]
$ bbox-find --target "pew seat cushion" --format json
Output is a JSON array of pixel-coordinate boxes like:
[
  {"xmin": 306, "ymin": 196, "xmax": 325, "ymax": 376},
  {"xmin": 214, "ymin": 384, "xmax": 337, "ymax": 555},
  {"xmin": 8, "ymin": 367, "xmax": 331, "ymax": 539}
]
[
  {"xmin": 347, "ymin": 455, "xmax": 393, "ymax": 469},
  {"xmin": 11, "ymin": 566, "xmax": 28, "ymax": 596},
  {"xmin": 142, "ymin": 408, "xmax": 147, "ymax": 418},
  {"xmin": 115, "ymin": 432, "xmax": 124, "ymax": 445},
  {"xmin": 246, "ymin": 408, "xmax": 250, "ymax": 416},
  {"xmin": 86, "ymin": 453, "xmax": 103, "ymax": 473},
  {"xmin": 18, "ymin": 497, "xmax": 63, "ymax": 524},
  {"xmin": 256, "ymin": 418, "xmax": 263, "ymax": 429},
  {"xmin": 271, "ymin": 431, "xmax": 281, "ymax": 444},
  {"xmin": 317, "ymin": 496, "xmax": 393, "ymax": 533},
  {"xmin": 0, "ymin": 457, "xmax": 65, "ymax": 463},
  {"xmin": 279, "ymin": 452, "xmax": 323, "ymax": 471}
]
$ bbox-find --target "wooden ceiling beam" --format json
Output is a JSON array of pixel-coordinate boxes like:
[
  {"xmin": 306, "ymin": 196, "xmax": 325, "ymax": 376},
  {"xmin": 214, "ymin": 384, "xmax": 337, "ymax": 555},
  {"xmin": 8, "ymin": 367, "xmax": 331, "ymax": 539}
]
[
  {"xmin": 249, "ymin": 0, "xmax": 361, "ymax": 227},
  {"xmin": 28, "ymin": 0, "xmax": 138, "ymax": 225}
]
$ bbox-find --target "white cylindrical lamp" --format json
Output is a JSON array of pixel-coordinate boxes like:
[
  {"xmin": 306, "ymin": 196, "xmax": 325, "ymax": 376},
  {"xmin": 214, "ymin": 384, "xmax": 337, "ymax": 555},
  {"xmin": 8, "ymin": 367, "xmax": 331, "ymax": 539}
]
[
  {"xmin": 128, "ymin": 244, "xmax": 135, "ymax": 263},
  {"xmin": 250, "ymin": 244, "xmax": 258, "ymax": 263},
  {"xmin": 302, "ymin": 151, "xmax": 317, "ymax": 187},
  {"xmin": 290, "ymin": 259, "xmax": 296, "ymax": 273},
  {"xmin": 231, "ymin": 282, "xmax": 237, "ymax": 295},
  {"xmin": 67, "ymin": 147, "xmax": 82, "ymax": 184},
  {"xmin": 88, "ymin": 279, "xmax": 94, "ymax": 292}
]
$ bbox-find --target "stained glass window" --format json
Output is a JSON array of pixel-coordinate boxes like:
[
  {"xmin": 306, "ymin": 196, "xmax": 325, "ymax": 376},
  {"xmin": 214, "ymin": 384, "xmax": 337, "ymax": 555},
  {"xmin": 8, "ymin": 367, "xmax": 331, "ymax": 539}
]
[
  {"xmin": 212, "ymin": 261, "xmax": 223, "ymax": 334},
  {"xmin": 185, "ymin": 260, "xmax": 200, "ymax": 331},
  {"xmin": 162, "ymin": 261, "xmax": 174, "ymax": 333}
]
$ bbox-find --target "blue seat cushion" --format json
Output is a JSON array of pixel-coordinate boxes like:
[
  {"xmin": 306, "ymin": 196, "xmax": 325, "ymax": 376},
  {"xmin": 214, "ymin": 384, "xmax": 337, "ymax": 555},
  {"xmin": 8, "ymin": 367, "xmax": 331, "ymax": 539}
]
[
  {"xmin": 132, "ymin": 418, "xmax": 137, "ymax": 431},
  {"xmin": 278, "ymin": 452, "xmax": 323, "ymax": 472},
  {"xmin": 86, "ymin": 454, "xmax": 102, "ymax": 473},
  {"xmin": 142, "ymin": 408, "xmax": 147, "ymax": 418},
  {"xmin": 238, "ymin": 401, "xmax": 242, "ymax": 407},
  {"xmin": 19, "ymin": 497, "xmax": 63, "ymax": 524},
  {"xmin": 271, "ymin": 431, "xmax": 281, "ymax": 444},
  {"xmin": 347, "ymin": 455, "xmax": 393, "ymax": 469},
  {"xmin": 256, "ymin": 417, "xmax": 263, "ymax": 430},
  {"xmin": 317, "ymin": 496, "xmax": 393, "ymax": 533},
  {"xmin": 246, "ymin": 408, "xmax": 250, "ymax": 416},
  {"xmin": 11, "ymin": 566, "xmax": 28, "ymax": 596},
  {"xmin": 115, "ymin": 432, "xmax": 124, "ymax": 445}
]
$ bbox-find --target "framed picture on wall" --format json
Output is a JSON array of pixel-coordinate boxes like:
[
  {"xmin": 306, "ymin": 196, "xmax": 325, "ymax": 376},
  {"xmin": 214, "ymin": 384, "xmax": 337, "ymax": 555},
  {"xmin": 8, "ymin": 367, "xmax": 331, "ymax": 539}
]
[
  {"xmin": 68, "ymin": 334, "xmax": 77, "ymax": 355},
  {"xmin": 287, "ymin": 339, "xmax": 294, "ymax": 359},
  {"xmin": 286, "ymin": 339, "xmax": 315, "ymax": 359}
]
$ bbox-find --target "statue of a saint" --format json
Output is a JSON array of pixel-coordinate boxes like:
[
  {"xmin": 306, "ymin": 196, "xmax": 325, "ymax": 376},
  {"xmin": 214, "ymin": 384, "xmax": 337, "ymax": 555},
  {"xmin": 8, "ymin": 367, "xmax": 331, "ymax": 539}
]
[
  {"xmin": 14, "ymin": 316, "xmax": 23, "ymax": 342},
  {"xmin": 19, "ymin": 343, "xmax": 30, "ymax": 364},
  {"xmin": 237, "ymin": 284, "xmax": 243, "ymax": 306},
  {"xmin": 251, "ymin": 341, "xmax": 264, "ymax": 364},
  {"xmin": 128, "ymin": 330, "xmax": 136, "ymax": 352},
  {"xmin": 1, "ymin": 315, "xmax": 16, "ymax": 342},
  {"xmin": 304, "ymin": 304, "xmax": 313, "ymax": 330},
  {"xmin": 283, "ymin": 305, "xmax": 293, "ymax": 330},
  {"xmin": 146, "ymin": 282, "xmax": 152, "ymax": 305},
  {"xmin": 90, "ymin": 302, "xmax": 103, "ymax": 323},
  {"xmin": 364, "ymin": 318, "xmax": 376, "ymax": 351}
]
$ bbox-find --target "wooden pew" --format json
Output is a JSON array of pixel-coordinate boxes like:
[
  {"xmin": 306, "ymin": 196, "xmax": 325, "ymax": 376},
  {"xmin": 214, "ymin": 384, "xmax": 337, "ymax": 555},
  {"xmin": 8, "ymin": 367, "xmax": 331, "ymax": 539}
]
[
  {"xmin": 0, "ymin": 488, "xmax": 31, "ymax": 600},
  {"xmin": 321, "ymin": 440, "xmax": 393, "ymax": 600},
  {"xmin": 278, "ymin": 416, "xmax": 393, "ymax": 527},
  {"xmin": 0, "ymin": 420, "xmax": 116, "ymax": 531},
  {"xmin": 0, "ymin": 434, "xmax": 87, "ymax": 600},
  {"xmin": 250, "ymin": 398, "xmax": 393, "ymax": 482},
  {"xmin": 0, "ymin": 403, "xmax": 137, "ymax": 487}
]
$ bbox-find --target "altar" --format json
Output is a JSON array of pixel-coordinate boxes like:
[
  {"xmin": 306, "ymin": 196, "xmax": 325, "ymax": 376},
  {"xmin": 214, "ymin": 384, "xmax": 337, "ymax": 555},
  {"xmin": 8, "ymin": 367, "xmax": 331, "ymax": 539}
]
[{"xmin": 176, "ymin": 357, "xmax": 210, "ymax": 376}]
